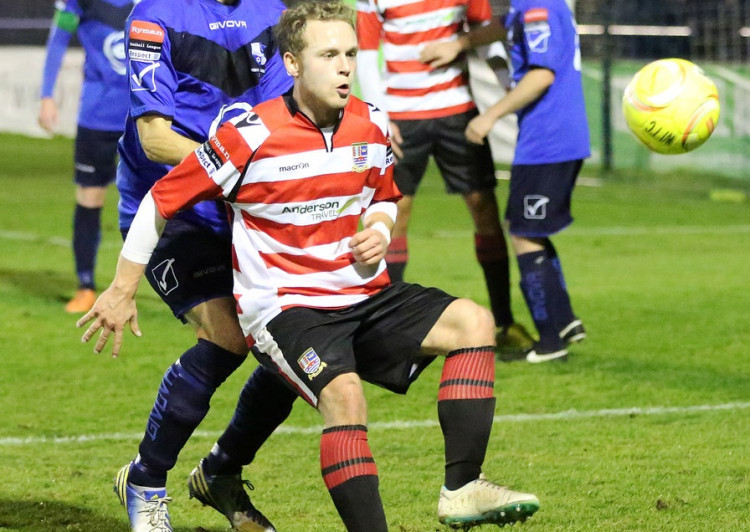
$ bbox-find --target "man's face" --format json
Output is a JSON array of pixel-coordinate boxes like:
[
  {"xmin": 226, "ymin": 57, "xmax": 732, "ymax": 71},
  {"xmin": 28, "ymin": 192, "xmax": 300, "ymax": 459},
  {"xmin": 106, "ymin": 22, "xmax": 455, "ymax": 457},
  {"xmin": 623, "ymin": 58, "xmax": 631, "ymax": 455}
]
[{"xmin": 292, "ymin": 20, "xmax": 358, "ymax": 115}]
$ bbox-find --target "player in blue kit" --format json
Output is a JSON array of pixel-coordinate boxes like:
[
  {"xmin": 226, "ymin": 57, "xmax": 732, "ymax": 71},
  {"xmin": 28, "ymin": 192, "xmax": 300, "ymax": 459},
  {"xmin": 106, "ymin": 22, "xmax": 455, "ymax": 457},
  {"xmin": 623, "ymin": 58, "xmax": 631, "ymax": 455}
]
[
  {"xmin": 38, "ymin": 0, "xmax": 135, "ymax": 313},
  {"xmin": 79, "ymin": 1, "xmax": 297, "ymax": 530},
  {"xmin": 420, "ymin": 0, "xmax": 590, "ymax": 363}
]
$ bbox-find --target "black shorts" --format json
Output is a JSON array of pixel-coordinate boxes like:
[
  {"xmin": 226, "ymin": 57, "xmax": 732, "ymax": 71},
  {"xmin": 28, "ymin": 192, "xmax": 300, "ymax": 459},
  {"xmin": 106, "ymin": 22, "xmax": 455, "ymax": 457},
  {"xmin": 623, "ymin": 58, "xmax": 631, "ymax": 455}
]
[
  {"xmin": 73, "ymin": 126, "xmax": 121, "ymax": 187},
  {"xmin": 505, "ymin": 160, "xmax": 584, "ymax": 237},
  {"xmin": 254, "ymin": 282, "xmax": 457, "ymax": 406},
  {"xmin": 393, "ymin": 109, "xmax": 496, "ymax": 195},
  {"xmin": 122, "ymin": 218, "xmax": 233, "ymax": 322}
]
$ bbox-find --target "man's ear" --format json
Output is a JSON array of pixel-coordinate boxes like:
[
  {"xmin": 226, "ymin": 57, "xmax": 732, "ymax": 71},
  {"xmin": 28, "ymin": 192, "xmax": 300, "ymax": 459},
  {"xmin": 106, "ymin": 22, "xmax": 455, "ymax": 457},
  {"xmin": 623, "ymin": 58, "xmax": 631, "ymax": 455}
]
[{"xmin": 283, "ymin": 51, "xmax": 300, "ymax": 77}]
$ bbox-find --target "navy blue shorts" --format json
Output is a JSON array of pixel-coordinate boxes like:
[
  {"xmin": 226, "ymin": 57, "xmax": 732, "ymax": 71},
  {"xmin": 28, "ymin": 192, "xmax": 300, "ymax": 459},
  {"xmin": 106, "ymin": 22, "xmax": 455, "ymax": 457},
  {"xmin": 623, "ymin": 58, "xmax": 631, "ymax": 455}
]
[
  {"xmin": 505, "ymin": 160, "xmax": 584, "ymax": 237},
  {"xmin": 122, "ymin": 218, "xmax": 233, "ymax": 322},
  {"xmin": 254, "ymin": 282, "xmax": 457, "ymax": 406},
  {"xmin": 73, "ymin": 126, "xmax": 121, "ymax": 187},
  {"xmin": 393, "ymin": 109, "xmax": 496, "ymax": 195}
]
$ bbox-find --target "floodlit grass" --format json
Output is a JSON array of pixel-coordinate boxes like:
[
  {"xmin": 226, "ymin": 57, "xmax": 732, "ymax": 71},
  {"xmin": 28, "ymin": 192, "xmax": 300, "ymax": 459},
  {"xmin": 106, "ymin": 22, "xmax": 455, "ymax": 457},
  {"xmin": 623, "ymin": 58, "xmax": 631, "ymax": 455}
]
[{"xmin": 1, "ymin": 133, "xmax": 749, "ymax": 531}]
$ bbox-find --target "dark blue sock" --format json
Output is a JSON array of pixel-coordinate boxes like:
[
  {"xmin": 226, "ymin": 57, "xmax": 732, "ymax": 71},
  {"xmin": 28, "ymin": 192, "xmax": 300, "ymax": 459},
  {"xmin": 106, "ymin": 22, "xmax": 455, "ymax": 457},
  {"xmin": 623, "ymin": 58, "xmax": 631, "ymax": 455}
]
[
  {"xmin": 73, "ymin": 204, "xmax": 101, "ymax": 289},
  {"xmin": 129, "ymin": 340, "xmax": 246, "ymax": 487},
  {"xmin": 518, "ymin": 248, "xmax": 574, "ymax": 350},
  {"xmin": 204, "ymin": 364, "xmax": 297, "ymax": 475}
]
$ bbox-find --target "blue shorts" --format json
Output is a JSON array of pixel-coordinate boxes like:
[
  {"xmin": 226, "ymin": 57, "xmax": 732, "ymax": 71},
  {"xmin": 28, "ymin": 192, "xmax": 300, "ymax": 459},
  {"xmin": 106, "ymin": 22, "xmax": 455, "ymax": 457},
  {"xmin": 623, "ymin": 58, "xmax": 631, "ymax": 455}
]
[
  {"xmin": 74, "ymin": 126, "xmax": 121, "ymax": 187},
  {"xmin": 393, "ymin": 109, "xmax": 496, "ymax": 195},
  {"xmin": 254, "ymin": 282, "xmax": 457, "ymax": 406},
  {"xmin": 122, "ymin": 218, "xmax": 233, "ymax": 322},
  {"xmin": 505, "ymin": 160, "xmax": 584, "ymax": 237}
]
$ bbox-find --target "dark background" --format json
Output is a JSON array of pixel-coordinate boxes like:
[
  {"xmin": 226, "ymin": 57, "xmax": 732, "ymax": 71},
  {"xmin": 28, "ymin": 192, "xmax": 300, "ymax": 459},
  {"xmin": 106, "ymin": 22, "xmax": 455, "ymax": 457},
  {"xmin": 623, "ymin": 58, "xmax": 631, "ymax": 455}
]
[{"xmin": 2, "ymin": 0, "xmax": 749, "ymax": 62}]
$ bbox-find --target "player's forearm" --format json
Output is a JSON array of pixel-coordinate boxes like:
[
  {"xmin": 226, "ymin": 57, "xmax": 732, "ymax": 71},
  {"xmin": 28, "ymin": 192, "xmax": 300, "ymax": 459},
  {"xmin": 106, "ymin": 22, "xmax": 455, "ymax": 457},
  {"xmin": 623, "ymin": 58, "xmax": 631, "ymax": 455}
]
[
  {"xmin": 117, "ymin": 191, "xmax": 167, "ymax": 297},
  {"xmin": 136, "ymin": 115, "xmax": 201, "ymax": 165},
  {"xmin": 461, "ymin": 18, "xmax": 506, "ymax": 51},
  {"xmin": 363, "ymin": 201, "xmax": 397, "ymax": 243},
  {"xmin": 486, "ymin": 68, "xmax": 555, "ymax": 121}
]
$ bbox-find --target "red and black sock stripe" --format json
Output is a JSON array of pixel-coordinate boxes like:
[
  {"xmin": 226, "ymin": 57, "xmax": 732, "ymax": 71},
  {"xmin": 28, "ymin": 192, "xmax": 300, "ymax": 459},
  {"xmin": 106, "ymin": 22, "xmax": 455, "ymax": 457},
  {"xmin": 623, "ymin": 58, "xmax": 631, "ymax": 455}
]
[
  {"xmin": 320, "ymin": 425, "xmax": 387, "ymax": 531},
  {"xmin": 438, "ymin": 347, "xmax": 496, "ymax": 490}
]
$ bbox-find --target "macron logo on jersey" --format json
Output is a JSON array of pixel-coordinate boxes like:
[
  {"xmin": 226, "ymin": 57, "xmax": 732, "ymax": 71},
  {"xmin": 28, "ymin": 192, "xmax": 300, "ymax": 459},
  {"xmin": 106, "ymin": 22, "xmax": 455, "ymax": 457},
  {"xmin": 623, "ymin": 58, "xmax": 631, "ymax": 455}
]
[{"xmin": 209, "ymin": 20, "xmax": 247, "ymax": 30}]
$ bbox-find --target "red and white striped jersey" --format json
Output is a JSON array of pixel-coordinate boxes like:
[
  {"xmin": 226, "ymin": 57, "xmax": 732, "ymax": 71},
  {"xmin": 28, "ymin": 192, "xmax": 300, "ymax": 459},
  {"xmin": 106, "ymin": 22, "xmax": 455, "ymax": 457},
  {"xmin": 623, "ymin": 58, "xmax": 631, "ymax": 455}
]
[
  {"xmin": 151, "ymin": 94, "xmax": 399, "ymax": 342},
  {"xmin": 356, "ymin": 0, "xmax": 492, "ymax": 120}
]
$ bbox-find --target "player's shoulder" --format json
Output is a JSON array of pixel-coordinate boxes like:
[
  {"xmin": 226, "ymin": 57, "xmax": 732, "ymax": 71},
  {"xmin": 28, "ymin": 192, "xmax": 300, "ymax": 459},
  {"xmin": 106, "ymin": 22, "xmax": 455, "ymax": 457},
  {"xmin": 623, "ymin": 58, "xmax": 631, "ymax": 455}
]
[
  {"xmin": 228, "ymin": 96, "xmax": 290, "ymax": 140},
  {"xmin": 516, "ymin": 0, "xmax": 563, "ymax": 17},
  {"xmin": 128, "ymin": 0, "xmax": 173, "ymax": 24},
  {"xmin": 345, "ymin": 97, "xmax": 389, "ymax": 139}
]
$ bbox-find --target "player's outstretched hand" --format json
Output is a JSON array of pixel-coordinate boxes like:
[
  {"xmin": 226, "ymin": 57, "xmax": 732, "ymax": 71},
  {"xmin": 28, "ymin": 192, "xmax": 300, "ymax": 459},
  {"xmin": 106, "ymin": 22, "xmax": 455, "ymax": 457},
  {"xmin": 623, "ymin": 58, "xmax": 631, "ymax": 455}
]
[
  {"xmin": 76, "ymin": 288, "xmax": 141, "ymax": 358},
  {"xmin": 419, "ymin": 41, "xmax": 462, "ymax": 69},
  {"xmin": 350, "ymin": 226, "xmax": 389, "ymax": 266}
]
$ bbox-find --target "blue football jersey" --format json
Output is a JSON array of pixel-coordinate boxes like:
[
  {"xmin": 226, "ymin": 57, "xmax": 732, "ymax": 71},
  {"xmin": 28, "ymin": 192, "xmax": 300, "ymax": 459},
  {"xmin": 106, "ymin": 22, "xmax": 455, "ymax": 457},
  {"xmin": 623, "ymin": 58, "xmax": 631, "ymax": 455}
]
[
  {"xmin": 116, "ymin": 0, "xmax": 293, "ymax": 233},
  {"xmin": 505, "ymin": 0, "xmax": 590, "ymax": 164},
  {"xmin": 41, "ymin": 0, "xmax": 133, "ymax": 131}
]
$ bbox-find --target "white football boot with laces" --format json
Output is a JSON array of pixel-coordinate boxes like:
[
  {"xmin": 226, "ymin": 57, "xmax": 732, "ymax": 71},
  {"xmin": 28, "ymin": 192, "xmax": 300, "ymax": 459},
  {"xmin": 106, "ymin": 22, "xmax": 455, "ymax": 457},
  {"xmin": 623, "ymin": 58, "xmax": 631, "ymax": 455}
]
[{"xmin": 438, "ymin": 474, "xmax": 540, "ymax": 529}]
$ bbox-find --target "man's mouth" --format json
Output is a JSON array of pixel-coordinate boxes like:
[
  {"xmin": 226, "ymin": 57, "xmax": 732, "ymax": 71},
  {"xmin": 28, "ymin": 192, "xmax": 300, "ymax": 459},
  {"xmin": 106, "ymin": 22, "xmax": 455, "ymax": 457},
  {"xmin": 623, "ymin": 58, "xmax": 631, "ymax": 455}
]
[{"xmin": 336, "ymin": 84, "xmax": 350, "ymax": 98}]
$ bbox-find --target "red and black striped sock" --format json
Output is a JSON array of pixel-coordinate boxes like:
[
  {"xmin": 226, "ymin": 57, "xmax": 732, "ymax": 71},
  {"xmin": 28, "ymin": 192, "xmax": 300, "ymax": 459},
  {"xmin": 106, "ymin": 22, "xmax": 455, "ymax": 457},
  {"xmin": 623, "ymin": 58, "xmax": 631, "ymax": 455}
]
[
  {"xmin": 438, "ymin": 346, "xmax": 496, "ymax": 490},
  {"xmin": 320, "ymin": 425, "xmax": 386, "ymax": 532},
  {"xmin": 385, "ymin": 235, "xmax": 408, "ymax": 282},
  {"xmin": 475, "ymin": 232, "xmax": 513, "ymax": 327}
]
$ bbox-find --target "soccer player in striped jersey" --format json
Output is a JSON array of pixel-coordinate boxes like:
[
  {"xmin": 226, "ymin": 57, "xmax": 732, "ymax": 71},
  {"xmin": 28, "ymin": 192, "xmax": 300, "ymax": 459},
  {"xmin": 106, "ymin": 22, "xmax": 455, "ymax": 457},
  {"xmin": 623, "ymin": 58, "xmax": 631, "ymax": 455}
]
[
  {"xmin": 78, "ymin": 0, "xmax": 298, "ymax": 530},
  {"xmin": 420, "ymin": 0, "xmax": 590, "ymax": 363},
  {"xmin": 355, "ymin": 0, "xmax": 536, "ymax": 360},
  {"xmin": 79, "ymin": 2, "xmax": 540, "ymax": 530},
  {"xmin": 38, "ymin": 0, "xmax": 135, "ymax": 313}
]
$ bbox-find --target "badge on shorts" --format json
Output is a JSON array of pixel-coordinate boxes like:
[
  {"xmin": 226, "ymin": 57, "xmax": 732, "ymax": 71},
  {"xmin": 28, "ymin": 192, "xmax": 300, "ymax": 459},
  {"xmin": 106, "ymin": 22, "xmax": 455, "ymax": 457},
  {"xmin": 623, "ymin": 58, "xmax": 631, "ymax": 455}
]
[
  {"xmin": 298, "ymin": 347, "xmax": 327, "ymax": 381},
  {"xmin": 151, "ymin": 258, "xmax": 178, "ymax": 295},
  {"xmin": 524, "ymin": 195, "xmax": 550, "ymax": 220},
  {"xmin": 352, "ymin": 142, "xmax": 368, "ymax": 173}
]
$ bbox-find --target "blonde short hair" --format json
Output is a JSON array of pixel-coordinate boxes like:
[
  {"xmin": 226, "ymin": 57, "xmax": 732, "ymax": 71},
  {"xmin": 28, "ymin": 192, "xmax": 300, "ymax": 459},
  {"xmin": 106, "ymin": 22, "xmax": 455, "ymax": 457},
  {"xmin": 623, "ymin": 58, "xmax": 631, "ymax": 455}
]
[{"xmin": 274, "ymin": 0, "xmax": 355, "ymax": 57}]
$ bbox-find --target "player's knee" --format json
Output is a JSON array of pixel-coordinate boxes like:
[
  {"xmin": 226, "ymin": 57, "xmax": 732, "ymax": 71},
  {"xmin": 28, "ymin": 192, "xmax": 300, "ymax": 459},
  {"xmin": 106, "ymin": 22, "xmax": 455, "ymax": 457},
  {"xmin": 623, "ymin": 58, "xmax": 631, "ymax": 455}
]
[
  {"xmin": 450, "ymin": 299, "xmax": 495, "ymax": 346},
  {"xmin": 319, "ymin": 373, "xmax": 367, "ymax": 427}
]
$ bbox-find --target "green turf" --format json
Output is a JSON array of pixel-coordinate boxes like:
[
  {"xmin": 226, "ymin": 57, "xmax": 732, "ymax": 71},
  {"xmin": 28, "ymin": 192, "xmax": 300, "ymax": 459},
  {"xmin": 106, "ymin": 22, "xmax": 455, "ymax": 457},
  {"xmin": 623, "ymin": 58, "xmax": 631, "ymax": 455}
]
[{"xmin": 1, "ymin": 133, "xmax": 749, "ymax": 531}]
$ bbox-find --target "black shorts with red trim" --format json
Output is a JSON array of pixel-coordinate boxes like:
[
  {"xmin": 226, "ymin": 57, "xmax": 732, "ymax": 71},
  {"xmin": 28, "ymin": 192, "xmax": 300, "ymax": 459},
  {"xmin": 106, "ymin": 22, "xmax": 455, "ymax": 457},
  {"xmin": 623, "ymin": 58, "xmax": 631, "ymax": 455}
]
[
  {"xmin": 254, "ymin": 282, "xmax": 457, "ymax": 406},
  {"xmin": 393, "ymin": 109, "xmax": 496, "ymax": 196}
]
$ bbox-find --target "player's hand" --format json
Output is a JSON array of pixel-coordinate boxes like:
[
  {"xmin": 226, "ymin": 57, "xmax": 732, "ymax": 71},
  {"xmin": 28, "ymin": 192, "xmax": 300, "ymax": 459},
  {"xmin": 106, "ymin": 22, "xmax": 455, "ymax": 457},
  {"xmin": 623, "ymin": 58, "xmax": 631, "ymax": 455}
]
[
  {"xmin": 465, "ymin": 113, "xmax": 495, "ymax": 145},
  {"xmin": 419, "ymin": 41, "xmax": 462, "ymax": 69},
  {"xmin": 349, "ymin": 226, "xmax": 390, "ymax": 266},
  {"xmin": 76, "ymin": 288, "xmax": 141, "ymax": 358},
  {"xmin": 38, "ymin": 98, "xmax": 58, "ymax": 133},
  {"xmin": 389, "ymin": 121, "xmax": 404, "ymax": 160}
]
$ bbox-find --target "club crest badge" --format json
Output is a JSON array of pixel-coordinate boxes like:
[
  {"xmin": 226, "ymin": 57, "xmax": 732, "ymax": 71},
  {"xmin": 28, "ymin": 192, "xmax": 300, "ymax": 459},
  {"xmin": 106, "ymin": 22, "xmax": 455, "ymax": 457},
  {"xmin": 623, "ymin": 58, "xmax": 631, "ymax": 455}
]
[
  {"xmin": 298, "ymin": 347, "xmax": 327, "ymax": 380},
  {"xmin": 251, "ymin": 42, "xmax": 267, "ymax": 66},
  {"xmin": 352, "ymin": 142, "xmax": 368, "ymax": 172}
]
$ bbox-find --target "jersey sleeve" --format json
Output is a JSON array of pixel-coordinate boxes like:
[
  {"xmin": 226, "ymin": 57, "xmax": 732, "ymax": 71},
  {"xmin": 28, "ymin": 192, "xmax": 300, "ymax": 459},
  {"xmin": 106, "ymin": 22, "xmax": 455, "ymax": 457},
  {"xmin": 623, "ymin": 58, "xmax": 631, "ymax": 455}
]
[
  {"xmin": 151, "ymin": 122, "xmax": 254, "ymax": 219},
  {"xmin": 466, "ymin": 0, "xmax": 492, "ymax": 25},
  {"xmin": 356, "ymin": 0, "xmax": 383, "ymax": 51},
  {"xmin": 521, "ymin": 2, "xmax": 564, "ymax": 72},
  {"xmin": 40, "ymin": 0, "xmax": 80, "ymax": 98},
  {"xmin": 125, "ymin": 12, "xmax": 178, "ymax": 119},
  {"xmin": 368, "ymin": 114, "xmax": 400, "ymax": 203}
]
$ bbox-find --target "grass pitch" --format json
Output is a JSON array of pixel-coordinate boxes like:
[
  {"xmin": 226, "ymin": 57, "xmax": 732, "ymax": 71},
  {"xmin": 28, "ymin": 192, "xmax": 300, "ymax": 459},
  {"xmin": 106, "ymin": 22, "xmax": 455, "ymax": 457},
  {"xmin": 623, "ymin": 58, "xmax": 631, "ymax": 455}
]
[{"xmin": 1, "ymin": 133, "xmax": 749, "ymax": 531}]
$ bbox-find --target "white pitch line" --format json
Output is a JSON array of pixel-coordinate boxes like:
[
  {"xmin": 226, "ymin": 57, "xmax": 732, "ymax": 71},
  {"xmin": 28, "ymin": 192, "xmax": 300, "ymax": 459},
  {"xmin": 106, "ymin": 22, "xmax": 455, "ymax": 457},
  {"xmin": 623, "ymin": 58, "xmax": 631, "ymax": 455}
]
[
  {"xmin": 434, "ymin": 224, "xmax": 750, "ymax": 239},
  {"xmin": 3, "ymin": 225, "xmax": 749, "ymax": 249},
  {"xmin": 2, "ymin": 401, "xmax": 749, "ymax": 447},
  {"xmin": 0, "ymin": 229, "xmax": 121, "ymax": 249}
]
